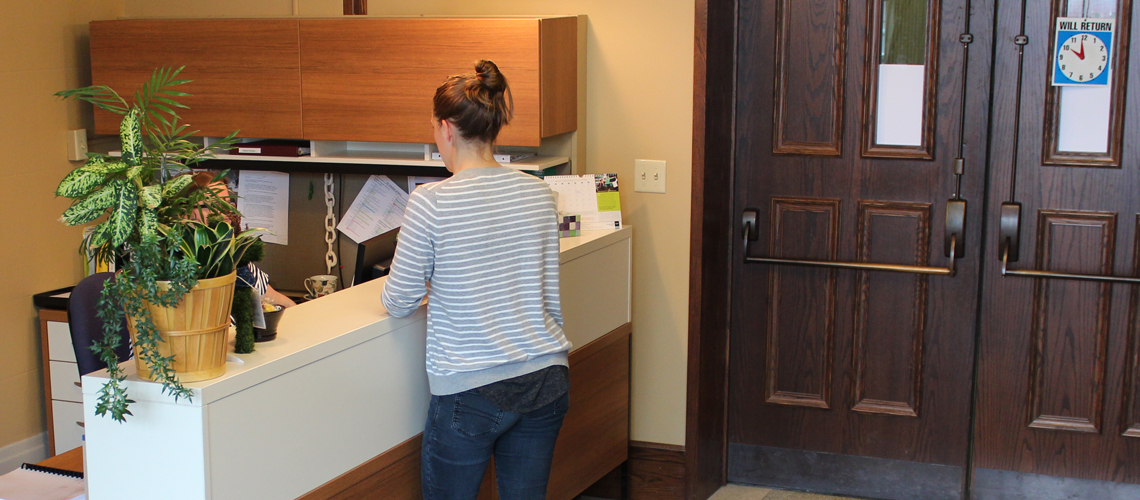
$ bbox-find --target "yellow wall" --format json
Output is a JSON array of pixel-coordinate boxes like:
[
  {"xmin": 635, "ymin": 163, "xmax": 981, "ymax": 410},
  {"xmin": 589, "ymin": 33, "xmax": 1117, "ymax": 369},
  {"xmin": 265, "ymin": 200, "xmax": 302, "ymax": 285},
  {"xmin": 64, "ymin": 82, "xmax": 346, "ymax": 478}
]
[
  {"xmin": 121, "ymin": 0, "xmax": 695, "ymax": 445},
  {"xmin": 0, "ymin": 0, "xmax": 125, "ymax": 451}
]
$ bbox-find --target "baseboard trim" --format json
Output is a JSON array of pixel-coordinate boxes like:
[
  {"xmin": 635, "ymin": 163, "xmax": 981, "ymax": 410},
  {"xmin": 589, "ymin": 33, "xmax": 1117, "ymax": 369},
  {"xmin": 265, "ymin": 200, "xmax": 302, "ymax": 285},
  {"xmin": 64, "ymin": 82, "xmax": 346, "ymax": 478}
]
[
  {"xmin": 582, "ymin": 441, "xmax": 687, "ymax": 500},
  {"xmin": 728, "ymin": 443, "xmax": 963, "ymax": 500},
  {"xmin": 0, "ymin": 432, "xmax": 49, "ymax": 475},
  {"xmin": 972, "ymin": 468, "xmax": 1140, "ymax": 500},
  {"xmin": 631, "ymin": 441, "xmax": 686, "ymax": 500}
]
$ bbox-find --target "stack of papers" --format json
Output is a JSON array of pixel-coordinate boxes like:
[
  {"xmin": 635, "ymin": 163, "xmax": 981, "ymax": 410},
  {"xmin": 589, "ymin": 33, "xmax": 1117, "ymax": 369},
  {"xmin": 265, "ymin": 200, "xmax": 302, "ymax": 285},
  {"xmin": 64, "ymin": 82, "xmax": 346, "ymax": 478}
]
[
  {"xmin": 337, "ymin": 175, "xmax": 410, "ymax": 244},
  {"xmin": 0, "ymin": 465, "xmax": 85, "ymax": 500}
]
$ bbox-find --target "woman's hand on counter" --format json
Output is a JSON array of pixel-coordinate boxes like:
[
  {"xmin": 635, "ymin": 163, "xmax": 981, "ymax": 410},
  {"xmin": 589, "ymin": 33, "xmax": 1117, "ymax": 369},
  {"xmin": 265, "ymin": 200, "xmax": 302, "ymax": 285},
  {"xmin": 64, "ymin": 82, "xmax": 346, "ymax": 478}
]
[{"xmin": 265, "ymin": 284, "xmax": 298, "ymax": 308}]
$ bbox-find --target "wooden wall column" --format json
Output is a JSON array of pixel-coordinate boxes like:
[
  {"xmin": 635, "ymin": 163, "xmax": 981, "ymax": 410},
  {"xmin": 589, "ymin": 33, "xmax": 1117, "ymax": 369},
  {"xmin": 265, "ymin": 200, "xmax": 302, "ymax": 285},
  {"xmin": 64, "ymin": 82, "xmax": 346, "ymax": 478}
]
[{"xmin": 686, "ymin": 0, "xmax": 737, "ymax": 499}]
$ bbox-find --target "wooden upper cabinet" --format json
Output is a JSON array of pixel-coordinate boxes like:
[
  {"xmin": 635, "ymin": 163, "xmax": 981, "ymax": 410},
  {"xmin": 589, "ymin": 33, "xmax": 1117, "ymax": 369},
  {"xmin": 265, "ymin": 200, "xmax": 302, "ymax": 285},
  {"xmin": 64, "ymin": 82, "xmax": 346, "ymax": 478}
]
[
  {"xmin": 299, "ymin": 17, "xmax": 577, "ymax": 146},
  {"xmin": 90, "ymin": 19, "xmax": 304, "ymax": 139},
  {"xmin": 89, "ymin": 17, "xmax": 577, "ymax": 145}
]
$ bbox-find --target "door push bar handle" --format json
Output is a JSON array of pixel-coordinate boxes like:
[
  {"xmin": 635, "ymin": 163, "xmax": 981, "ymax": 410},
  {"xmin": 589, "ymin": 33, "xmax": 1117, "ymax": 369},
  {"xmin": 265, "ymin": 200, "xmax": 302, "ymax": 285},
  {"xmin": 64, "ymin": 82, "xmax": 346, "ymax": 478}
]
[
  {"xmin": 741, "ymin": 199, "xmax": 964, "ymax": 277},
  {"xmin": 999, "ymin": 202, "xmax": 1140, "ymax": 284}
]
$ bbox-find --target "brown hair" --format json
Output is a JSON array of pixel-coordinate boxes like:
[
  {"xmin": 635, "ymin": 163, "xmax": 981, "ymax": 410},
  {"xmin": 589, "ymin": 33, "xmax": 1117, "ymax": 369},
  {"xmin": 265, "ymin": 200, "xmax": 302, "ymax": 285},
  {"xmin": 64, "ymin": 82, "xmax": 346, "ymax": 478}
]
[{"xmin": 433, "ymin": 60, "xmax": 514, "ymax": 144}]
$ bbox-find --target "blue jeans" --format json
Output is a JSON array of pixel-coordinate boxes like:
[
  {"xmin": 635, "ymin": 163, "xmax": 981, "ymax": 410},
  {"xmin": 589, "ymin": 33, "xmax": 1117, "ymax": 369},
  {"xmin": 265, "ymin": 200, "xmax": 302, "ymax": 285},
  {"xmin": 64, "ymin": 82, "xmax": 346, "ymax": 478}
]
[{"xmin": 421, "ymin": 390, "xmax": 570, "ymax": 500}]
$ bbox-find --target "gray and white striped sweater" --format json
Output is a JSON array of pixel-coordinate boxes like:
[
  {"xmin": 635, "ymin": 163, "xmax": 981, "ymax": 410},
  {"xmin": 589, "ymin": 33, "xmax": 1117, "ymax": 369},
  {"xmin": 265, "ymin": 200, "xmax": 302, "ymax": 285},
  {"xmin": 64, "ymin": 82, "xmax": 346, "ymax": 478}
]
[{"xmin": 381, "ymin": 167, "xmax": 571, "ymax": 396}]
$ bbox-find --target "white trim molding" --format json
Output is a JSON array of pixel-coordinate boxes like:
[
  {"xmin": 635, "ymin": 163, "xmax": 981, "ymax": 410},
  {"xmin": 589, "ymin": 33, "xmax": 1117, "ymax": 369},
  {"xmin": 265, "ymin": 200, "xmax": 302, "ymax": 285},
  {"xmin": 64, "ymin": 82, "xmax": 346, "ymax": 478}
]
[{"xmin": 0, "ymin": 432, "xmax": 49, "ymax": 475}]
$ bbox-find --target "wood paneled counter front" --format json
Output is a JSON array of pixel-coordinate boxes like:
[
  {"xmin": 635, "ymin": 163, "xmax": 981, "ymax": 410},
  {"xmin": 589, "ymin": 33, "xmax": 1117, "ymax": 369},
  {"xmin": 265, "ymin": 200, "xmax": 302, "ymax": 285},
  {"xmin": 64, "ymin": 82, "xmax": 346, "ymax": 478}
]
[{"xmin": 81, "ymin": 227, "xmax": 631, "ymax": 500}]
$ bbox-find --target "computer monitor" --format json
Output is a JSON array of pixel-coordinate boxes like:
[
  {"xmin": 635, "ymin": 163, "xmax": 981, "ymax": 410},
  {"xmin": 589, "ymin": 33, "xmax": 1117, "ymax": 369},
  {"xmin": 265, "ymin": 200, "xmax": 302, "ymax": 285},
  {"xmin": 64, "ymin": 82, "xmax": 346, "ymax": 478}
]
[{"xmin": 353, "ymin": 228, "xmax": 399, "ymax": 287}]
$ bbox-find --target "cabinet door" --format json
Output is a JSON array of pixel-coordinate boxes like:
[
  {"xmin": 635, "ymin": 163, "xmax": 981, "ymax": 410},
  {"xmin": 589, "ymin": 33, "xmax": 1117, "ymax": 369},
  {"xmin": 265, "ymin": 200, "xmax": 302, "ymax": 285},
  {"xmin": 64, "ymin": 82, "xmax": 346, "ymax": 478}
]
[
  {"xmin": 90, "ymin": 19, "xmax": 303, "ymax": 139},
  {"xmin": 299, "ymin": 18, "xmax": 542, "ymax": 146}
]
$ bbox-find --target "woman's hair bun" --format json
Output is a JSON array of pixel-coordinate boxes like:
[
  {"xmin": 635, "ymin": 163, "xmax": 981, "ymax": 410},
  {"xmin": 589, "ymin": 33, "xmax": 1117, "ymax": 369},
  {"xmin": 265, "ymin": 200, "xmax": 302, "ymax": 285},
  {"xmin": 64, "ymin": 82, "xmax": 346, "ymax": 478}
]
[
  {"xmin": 433, "ymin": 59, "xmax": 514, "ymax": 144},
  {"xmin": 474, "ymin": 59, "xmax": 508, "ymax": 94}
]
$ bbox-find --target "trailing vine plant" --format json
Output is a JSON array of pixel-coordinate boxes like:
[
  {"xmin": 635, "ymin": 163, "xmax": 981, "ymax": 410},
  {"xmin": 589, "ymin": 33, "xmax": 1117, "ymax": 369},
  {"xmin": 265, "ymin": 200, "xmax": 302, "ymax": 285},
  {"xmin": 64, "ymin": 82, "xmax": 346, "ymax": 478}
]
[
  {"xmin": 56, "ymin": 67, "xmax": 249, "ymax": 422},
  {"xmin": 94, "ymin": 234, "xmax": 198, "ymax": 421}
]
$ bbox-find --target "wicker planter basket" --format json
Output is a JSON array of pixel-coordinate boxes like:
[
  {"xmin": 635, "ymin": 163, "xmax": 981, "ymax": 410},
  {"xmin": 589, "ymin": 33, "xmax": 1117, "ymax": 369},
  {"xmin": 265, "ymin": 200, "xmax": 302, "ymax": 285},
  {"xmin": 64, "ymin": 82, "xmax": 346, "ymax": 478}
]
[{"xmin": 126, "ymin": 271, "xmax": 236, "ymax": 383}]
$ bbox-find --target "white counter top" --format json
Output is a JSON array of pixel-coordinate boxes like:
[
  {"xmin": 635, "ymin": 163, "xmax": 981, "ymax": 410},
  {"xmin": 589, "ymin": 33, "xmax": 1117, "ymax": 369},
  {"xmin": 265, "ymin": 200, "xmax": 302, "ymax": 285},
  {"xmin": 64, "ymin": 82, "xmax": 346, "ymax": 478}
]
[{"xmin": 82, "ymin": 226, "xmax": 633, "ymax": 406}]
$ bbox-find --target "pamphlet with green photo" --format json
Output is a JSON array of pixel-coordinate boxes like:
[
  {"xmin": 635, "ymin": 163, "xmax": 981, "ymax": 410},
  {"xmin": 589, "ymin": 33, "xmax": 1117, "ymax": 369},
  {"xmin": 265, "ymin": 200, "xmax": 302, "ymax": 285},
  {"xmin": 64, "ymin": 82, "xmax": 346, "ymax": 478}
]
[{"xmin": 545, "ymin": 173, "xmax": 623, "ymax": 230}]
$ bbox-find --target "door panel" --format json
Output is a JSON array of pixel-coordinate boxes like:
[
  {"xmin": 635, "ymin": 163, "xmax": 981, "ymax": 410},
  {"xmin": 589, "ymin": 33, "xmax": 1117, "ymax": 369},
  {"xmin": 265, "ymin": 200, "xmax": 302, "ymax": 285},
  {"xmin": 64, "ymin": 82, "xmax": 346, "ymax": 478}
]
[
  {"xmin": 728, "ymin": 0, "xmax": 993, "ymax": 497},
  {"xmin": 771, "ymin": 0, "xmax": 847, "ymax": 155},
  {"xmin": 763, "ymin": 198, "xmax": 840, "ymax": 410},
  {"xmin": 1027, "ymin": 211, "xmax": 1116, "ymax": 434},
  {"xmin": 851, "ymin": 201, "xmax": 932, "ymax": 417},
  {"xmin": 974, "ymin": 0, "xmax": 1140, "ymax": 493}
]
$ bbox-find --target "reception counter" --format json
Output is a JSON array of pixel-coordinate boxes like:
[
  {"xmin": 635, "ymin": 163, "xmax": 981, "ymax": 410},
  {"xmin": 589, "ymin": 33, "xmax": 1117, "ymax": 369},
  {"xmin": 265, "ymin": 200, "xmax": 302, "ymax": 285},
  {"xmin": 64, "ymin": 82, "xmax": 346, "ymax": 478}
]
[{"xmin": 81, "ymin": 227, "xmax": 632, "ymax": 500}]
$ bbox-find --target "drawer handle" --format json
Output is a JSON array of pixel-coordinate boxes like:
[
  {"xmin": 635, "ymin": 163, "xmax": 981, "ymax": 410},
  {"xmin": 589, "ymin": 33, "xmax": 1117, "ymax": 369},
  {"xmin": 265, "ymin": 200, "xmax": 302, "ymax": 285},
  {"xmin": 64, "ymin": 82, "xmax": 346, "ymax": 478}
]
[
  {"xmin": 73, "ymin": 382, "xmax": 82, "ymax": 388},
  {"xmin": 76, "ymin": 421, "xmax": 84, "ymax": 428}
]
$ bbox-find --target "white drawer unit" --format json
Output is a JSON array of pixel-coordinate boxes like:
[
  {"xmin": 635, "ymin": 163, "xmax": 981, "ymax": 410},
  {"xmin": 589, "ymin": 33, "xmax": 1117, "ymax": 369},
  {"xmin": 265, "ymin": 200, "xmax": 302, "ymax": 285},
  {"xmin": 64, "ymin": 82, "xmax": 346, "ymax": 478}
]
[
  {"xmin": 51, "ymin": 400, "xmax": 85, "ymax": 454},
  {"xmin": 47, "ymin": 320, "xmax": 77, "ymax": 363},
  {"xmin": 49, "ymin": 360, "xmax": 83, "ymax": 403},
  {"xmin": 39, "ymin": 309, "xmax": 83, "ymax": 456}
]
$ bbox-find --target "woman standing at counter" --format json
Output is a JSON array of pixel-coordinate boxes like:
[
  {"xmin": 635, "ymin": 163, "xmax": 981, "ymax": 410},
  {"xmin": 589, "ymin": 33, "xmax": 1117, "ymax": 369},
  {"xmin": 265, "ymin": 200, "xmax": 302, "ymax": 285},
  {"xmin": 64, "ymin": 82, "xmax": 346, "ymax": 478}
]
[{"xmin": 381, "ymin": 60, "xmax": 572, "ymax": 500}]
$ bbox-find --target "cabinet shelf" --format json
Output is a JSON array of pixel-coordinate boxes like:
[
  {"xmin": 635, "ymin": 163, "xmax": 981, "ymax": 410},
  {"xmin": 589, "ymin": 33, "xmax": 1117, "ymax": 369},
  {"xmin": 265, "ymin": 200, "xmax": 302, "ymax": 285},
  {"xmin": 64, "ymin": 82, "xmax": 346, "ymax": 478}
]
[
  {"xmin": 109, "ymin": 149, "xmax": 569, "ymax": 177},
  {"xmin": 204, "ymin": 153, "xmax": 568, "ymax": 177}
]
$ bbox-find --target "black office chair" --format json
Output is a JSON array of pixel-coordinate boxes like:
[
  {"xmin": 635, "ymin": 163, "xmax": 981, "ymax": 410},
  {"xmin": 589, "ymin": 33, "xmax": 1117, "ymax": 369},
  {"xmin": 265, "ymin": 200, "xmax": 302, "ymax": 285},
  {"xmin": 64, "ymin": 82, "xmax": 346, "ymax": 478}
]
[{"xmin": 67, "ymin": 272, "xmax": 132, "ymax": 376}]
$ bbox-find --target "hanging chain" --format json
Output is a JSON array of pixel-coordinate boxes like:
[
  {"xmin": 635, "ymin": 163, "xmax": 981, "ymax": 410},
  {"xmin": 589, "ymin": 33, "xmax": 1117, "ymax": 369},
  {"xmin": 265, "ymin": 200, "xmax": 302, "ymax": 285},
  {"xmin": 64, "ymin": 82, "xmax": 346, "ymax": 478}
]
[{"xmin": 324, "ymin": 173, "xmax": 338, "ymax": 274}]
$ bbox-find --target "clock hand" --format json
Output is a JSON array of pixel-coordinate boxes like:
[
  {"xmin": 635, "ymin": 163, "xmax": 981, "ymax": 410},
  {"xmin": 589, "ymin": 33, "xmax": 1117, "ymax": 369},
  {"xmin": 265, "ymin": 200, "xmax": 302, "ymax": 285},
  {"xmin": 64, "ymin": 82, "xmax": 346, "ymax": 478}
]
[{"xmin": 1073, "ymin": 39, "xmax": 1086, "ymax": 60}]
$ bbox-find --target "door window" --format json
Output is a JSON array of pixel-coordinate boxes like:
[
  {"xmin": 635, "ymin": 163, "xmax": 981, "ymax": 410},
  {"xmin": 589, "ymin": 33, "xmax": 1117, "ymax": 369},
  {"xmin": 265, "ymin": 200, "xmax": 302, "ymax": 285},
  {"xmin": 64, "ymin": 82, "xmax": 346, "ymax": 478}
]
[{"xmin": 865, "ymin": 0, "xmax": 939, "ymax": 157}]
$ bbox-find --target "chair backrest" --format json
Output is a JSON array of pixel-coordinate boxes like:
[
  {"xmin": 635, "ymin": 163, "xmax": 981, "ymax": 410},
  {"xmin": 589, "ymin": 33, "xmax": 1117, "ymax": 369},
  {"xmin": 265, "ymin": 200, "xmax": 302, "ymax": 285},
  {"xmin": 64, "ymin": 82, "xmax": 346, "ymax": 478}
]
[{"xmin": 67, "ymin": 272, "xmax": 132, "ymax": 376}]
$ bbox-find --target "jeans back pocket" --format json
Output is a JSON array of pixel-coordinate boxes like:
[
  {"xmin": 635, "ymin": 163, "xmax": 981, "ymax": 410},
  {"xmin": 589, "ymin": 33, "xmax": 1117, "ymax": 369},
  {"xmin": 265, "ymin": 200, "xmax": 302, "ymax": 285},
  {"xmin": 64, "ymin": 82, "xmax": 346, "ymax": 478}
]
[{"xmin": 451, "ymin": 392, "xmax": 505, "ymax": 438}]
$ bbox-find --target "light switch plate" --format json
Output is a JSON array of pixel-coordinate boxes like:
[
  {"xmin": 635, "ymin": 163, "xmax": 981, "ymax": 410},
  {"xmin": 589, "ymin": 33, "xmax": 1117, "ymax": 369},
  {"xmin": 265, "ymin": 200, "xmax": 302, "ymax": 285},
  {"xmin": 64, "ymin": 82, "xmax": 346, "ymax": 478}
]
[
  {"xmin": 634, "ymin": 159, "xmax": 666, "ymax": 193},
  {"xmin": 67, "ymin": 129, "xmax": 88, "ymax": 161}
]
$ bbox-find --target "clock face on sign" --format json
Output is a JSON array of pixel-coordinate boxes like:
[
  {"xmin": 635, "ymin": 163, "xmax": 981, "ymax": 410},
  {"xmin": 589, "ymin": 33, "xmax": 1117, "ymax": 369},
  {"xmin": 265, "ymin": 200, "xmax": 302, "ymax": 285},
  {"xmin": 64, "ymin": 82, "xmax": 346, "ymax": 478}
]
[{"xmin": 1057, "ymin": 33, "xmax": 1109, "ymax": 83}]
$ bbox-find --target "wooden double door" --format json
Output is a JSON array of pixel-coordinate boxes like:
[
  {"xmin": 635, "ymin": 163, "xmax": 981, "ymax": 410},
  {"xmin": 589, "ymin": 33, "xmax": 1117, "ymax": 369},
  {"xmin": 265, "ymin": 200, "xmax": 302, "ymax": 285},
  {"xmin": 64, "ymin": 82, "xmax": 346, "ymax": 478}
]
[{"xmin": 720, "ymin": 0, "xmax": 1140, "ymax": 498}]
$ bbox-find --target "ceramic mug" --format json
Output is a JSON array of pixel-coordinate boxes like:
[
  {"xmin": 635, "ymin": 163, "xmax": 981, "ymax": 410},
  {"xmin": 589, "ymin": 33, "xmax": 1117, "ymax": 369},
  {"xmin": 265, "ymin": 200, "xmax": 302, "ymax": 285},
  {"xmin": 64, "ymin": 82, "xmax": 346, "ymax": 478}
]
[{"xmin": 305, "ymin": 275, "xmax": 338, "ymax": 298}]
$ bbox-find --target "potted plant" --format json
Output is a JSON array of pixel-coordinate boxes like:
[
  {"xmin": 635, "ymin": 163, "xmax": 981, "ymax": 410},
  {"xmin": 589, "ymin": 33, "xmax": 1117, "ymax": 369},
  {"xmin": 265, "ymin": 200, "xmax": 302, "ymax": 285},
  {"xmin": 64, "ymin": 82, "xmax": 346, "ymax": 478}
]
[{"xmin": 55, "ymin": 67, "xmax": 258, "ymax": 421}]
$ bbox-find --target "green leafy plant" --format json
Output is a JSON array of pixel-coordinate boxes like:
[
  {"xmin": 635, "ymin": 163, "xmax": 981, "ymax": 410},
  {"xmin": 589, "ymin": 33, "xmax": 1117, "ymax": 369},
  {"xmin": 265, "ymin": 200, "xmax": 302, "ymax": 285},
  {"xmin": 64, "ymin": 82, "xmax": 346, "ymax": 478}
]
[
  {"xmin": 94, "ymin": 234, "xmax": 198, "ymax": 421},
  {"xmin": 57, "ymin": 67, "xmax": 240, "ymax": 267},
  {"xmin": 56, "ymin": 67, "xmax": 255, "ymax": 422},
  {"xmin": 164, "ymin": 221, "xmax": 261, "ymax": 279}
]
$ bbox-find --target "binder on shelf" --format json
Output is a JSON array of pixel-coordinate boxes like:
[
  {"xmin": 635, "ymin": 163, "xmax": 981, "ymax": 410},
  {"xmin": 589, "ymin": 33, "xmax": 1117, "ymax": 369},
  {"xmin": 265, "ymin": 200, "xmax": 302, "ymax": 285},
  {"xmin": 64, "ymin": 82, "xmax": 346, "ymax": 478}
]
[
  {"xmin": 429, "ymin": 152, "xmax": 536, "ymax": 163},
  {"xmin": 517, "ymin": 165, "xmax": 559, "ymax": 179},
  {"xmin": 493, "ymin": 152, "xmax": 536, "ymax": 163},
  {"xmin": 230, "ymin": 139, "xmax": 311, "ymax": 157}
]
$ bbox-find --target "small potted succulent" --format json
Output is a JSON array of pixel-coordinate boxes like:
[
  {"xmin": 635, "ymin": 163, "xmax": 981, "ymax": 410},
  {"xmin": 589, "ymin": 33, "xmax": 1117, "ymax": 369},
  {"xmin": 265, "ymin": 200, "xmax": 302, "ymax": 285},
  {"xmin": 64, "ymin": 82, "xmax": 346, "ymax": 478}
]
[
  {"xmin": 55, "ymin": 66, "xmax": 260, "ymax": 421},
  {"xmin": 255, "ymin": 299, "xmax": 286, "ymax": 342}
]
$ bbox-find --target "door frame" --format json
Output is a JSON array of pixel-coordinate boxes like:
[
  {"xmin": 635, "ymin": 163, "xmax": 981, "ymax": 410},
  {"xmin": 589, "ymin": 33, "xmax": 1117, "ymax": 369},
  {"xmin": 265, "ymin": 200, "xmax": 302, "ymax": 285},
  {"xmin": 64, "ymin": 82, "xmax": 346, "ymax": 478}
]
[{"xmin": 687, "ymin": 0, "xmax": 737, "ymax": 499}]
